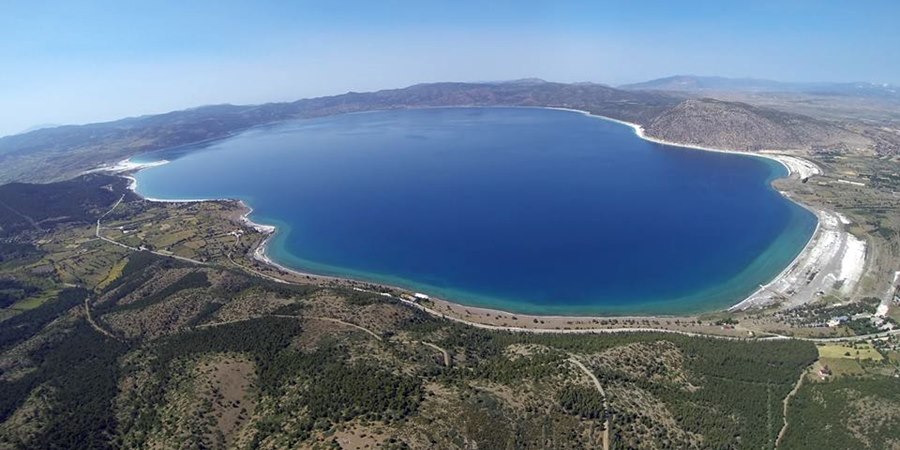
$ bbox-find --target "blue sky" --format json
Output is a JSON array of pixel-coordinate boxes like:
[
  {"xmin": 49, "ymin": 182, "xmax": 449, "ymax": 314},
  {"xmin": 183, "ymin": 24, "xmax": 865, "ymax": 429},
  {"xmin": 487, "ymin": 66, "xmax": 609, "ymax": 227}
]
[{"xmin": 2, "ymin": 0, "xmax": 898, "ymax": 136}]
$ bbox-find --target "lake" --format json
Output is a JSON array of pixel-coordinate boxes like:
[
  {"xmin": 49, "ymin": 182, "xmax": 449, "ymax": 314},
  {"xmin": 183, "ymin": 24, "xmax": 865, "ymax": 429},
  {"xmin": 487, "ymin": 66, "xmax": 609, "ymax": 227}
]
[{"xmin": 132, "ymin": 107, "xmax": 817, "ymax": 315}]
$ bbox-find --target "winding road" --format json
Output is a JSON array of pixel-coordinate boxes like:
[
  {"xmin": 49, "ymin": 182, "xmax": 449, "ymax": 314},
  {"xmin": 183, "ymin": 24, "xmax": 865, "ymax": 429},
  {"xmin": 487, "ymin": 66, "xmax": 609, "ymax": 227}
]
[{"xmin": 568, "ymin": 356, "xmax": 611, "ymax": 450}]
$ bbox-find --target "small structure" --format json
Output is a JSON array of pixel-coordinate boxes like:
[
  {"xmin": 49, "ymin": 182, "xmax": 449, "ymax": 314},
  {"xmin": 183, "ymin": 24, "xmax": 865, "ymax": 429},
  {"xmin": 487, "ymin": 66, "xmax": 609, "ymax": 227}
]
[
  {"xmin": 413, "ymin": 293, "xmax": 430, "ymax": 300},
  {"xmin": 818, "ymin": 365, "xmax": 832, "ymax": 379},
  {"xmin": 827, "ymin": 316, "xmax": 849, "ymax": 327}
]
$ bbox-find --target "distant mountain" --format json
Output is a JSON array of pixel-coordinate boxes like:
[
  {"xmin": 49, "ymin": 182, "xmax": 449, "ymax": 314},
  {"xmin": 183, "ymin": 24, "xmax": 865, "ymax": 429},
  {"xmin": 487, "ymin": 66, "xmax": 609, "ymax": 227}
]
[
  {"xmin": 621, "ymin": 75, "xmax": 899, "ymax": 99},
  {"xmin": 621, "ymin": 75, "xmax": 792, "ymax": 92},
  {"xmin": 0, "ymin": 81, "xmax": 676, "ymax": 183},
  {"xmin": 0, "ymin": 79, "xmax": 894, "ymax": 184},
  {"xmin": 495, "ymin": 78, "xmax": 552, "ymax": 85},
  {"xmin": 15, "ymin": 123, "xmax": 63, "ymax": 135}
]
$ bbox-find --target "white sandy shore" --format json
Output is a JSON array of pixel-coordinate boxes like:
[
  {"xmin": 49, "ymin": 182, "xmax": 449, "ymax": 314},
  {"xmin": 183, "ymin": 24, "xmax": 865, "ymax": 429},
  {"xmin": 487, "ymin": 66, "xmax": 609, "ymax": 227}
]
[
  {"xmin": 88, "ymin": 158, "xmax": 170, "ymax": 174},
  {"xmin": 101, "ymin": 107, "xmax": 864, "ymax": 317},
  {"xmin": 545, "ymin": 107, "xmax": 819, "ymax": 179},
  {"xmin": 251, "ymin": 234, "xmax": 353, "ymax": 284},
  {"xmin": 101, "ymin": 159, "xmax": 219, "ymax": 203},
  {"xmin": 89, "ymin": 158, "xmax": 202, "ymax": 200},
  {"xmin": 838, "ymin": 235, "xmax": 867, "ymax": 293},
  {"xmin": 235, "ymin": 201, "xmax": 276, "ymax": 234},
  {"xmin": 760, "ymin": 153, "xmax": 822, "ymax": 180},
  {"xmin": 93, "ymin": 159, "xmax": 304, "ymax": 277},
  {"xmin": 730, "ymin": 210, "xmax": 867, "ymax": 311},
  {"xmin": 544, "ymin": 107, "xmax": 872, "ymax": 313}
]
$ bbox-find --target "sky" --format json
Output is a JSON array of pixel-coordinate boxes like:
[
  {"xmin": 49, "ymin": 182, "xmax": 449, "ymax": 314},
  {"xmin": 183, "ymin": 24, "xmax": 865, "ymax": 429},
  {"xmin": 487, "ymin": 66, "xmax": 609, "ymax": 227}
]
[{"xmin": 2, "ymin": 0, "xmax": 899, "ymax": 136}]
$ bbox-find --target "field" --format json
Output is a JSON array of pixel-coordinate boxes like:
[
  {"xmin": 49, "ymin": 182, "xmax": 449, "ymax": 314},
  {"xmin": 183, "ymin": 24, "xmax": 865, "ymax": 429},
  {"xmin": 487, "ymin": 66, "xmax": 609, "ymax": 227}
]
[
  {"xmin": 783, "ymin": 372, "xmax": 900, "ymax": 449},
  {"xmin": 99, "ymin": 199, "xmax": 268, "ymax": 265},
  {"xmin": 818, "ymin": 343, "xmax": 884, "ymax": 361},
  {"xmin": 781, "ymin": 330, "xmax": 900, "ymax": 449}
]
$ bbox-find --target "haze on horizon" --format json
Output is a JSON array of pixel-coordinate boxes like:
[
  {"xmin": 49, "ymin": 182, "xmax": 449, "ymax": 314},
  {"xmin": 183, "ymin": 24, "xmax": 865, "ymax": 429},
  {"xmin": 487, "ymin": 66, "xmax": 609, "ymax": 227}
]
[{"xmin": 2, "ymin": 0, "xmax": 898, "ymax": 137}]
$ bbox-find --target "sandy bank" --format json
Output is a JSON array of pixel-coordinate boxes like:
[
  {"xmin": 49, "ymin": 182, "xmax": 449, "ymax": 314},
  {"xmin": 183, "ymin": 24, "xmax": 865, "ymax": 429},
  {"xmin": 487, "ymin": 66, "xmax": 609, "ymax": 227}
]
[
  {"xmin": 99, "ymin": 107, "xmax": 867, "ymax": 320},
  {"xmin": 88, "ymin": 158, "xmax": 170, "ymax": 174},
  {"xmin": 546, "ymin": 108, "xmax": 866, "ymax": 314},
  {"xmin": 730, "ymin": 209, "xmax": 867, "ymax": 311}
]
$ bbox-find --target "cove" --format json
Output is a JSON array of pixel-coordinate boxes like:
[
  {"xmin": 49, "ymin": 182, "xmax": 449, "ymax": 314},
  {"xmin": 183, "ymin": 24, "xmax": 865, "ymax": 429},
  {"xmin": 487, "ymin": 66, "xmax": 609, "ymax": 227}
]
[{"xmin": 132, "ymin": 107, "xmax": 817, "ymax": 315}]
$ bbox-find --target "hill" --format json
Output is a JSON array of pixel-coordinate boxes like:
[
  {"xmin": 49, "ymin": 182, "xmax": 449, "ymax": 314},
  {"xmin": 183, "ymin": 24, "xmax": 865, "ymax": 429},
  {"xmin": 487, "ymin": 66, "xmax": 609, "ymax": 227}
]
[
  {"xmin": 2, "ymin": 79, "xmax": 896, "ymax": 184},
  {"xmin": 0, "ymin": 173, "xmax": 135, "ymax": 238},
  {"xmin": 0, "ymin": 175, "xmax": 827, "ymax": 449},
  {"xmin": 621, "ymin": 75, "xmax": 900, "ymax": 99},
  {"xmin": 622, "ymin": 76, "xmax": 900, "ymax": 128},
  {"xmin": 0, "ymin": 82, "xmax": 676, "ymax": 184},
  {"xmin": 0, "ymin": 153, "xmax": 899, "ymax": 449},
  {"xmin": 644, "ymin": 98, "xmax": 872, "ymax": 152}
]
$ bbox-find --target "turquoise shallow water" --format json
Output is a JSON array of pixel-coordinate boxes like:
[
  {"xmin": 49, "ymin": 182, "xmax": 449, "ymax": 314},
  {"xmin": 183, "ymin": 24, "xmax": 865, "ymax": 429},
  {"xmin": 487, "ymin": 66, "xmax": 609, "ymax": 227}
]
[{"xmin": 133, "ymin": 107, "xmax": 817, "ymax": 315}]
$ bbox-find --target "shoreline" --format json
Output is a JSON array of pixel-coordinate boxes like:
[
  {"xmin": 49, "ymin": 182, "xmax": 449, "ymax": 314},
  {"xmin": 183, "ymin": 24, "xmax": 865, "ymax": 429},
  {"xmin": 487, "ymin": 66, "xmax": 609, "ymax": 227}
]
[
  {"xmin": 542, "ymin": 107, "xmax": 830, "ymax": 313},
  {"xmin": 102, "ymin": 106, "xmax": 858, "ymax": 321},
  {"xmin": 543, "ymin": 107, "xmax": 822, "ymax": 179}
]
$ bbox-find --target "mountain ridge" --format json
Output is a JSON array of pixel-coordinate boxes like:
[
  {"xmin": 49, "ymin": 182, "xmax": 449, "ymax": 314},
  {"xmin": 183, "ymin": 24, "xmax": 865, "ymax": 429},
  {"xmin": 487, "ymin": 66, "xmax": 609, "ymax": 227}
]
[
  {"xmin": 621, "ymin": 75, "xmax": 899, "ymax": 98},
  {"xmin": 0, "ymin": 80, "xmax": 892, "ymax": 184}
]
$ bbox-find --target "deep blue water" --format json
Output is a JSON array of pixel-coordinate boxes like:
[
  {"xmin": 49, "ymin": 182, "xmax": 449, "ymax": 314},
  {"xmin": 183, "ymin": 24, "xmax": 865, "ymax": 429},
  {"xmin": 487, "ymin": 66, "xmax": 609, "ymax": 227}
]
[{"xmin": 132, "ymin": 107, "xmax": 816, "ymax": 315}]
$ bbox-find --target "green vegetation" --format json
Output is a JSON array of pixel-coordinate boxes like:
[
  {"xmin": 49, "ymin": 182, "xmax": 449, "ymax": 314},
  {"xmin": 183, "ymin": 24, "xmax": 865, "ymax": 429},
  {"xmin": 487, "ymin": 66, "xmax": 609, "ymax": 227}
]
[
  {"xmin": 818, "ymin": 343, "xmax": 883, "ymax": 361},
  {"xmin": 113, "ymin": 271, "xmax": 210, "ymax": 312},
  {"xmin": 0, "ymin": 279, "xmax": 40, "ymax": 309},
  {"xmin": 558, "ymin": 385, "xmax": 606, "ymax": 419},
  {"xmin": 101, "ymin": 200, "xmax": 266, "ymax": 264},
  {"xmin": 0, "ymin": 172, "xmax": 896, "ymax": 449},
  {"xmin": 93, "ymin": 252, "xmax": 184, "ymax": 313},
  {"xmin": 0, "ymin": 242, "xmax": 41, "ymax": 264},
  {"xmin": 0, "ymin": 288, "xmax": 86, "ymax": 351},
  {"xmin": 782, "ymin": 376, "xmax": 900, "ymax": 449},
  {"xmin": 428, "ymin": 327, "xmax": 817, "ymax": 449},
  {"xmin": 0, "ymin": 173, "xmax": 131, "ymax": 237},
  {"xmin": 0, "ymin": 320, "xmax": 128, "ymax": 449},
  {"xmin": 117, "ymin": 318, "xmax": 423, "ymax": 447}
]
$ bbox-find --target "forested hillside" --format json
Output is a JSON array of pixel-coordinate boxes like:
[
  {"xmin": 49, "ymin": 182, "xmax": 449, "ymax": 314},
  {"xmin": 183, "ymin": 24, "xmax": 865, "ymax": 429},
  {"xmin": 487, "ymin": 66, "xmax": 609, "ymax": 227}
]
[{"xmin": 0, "ymin": 174, "xmax": 834, "ymax": 449}]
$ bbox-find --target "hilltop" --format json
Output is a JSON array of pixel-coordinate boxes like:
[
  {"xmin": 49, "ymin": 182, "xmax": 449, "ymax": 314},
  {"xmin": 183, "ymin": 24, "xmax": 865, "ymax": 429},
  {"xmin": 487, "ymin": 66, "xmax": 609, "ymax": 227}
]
[
  {"xmin": 1, "ymin": 79, "xmax": 896, "ymax": 184},
  {"xmin": 620, "ymin": 75, "xmax": 900, "ymax": 98}
]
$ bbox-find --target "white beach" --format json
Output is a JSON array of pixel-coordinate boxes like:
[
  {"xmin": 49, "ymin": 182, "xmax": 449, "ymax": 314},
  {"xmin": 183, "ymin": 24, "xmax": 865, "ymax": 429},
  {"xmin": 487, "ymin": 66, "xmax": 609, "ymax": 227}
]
[
  {"xmin": 104, "ymin": 107, "xmax": 868, "ymax": 317},
  {"xmin": 545, "ymin": 108, "xmax": 866, "ymax": 313}
]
